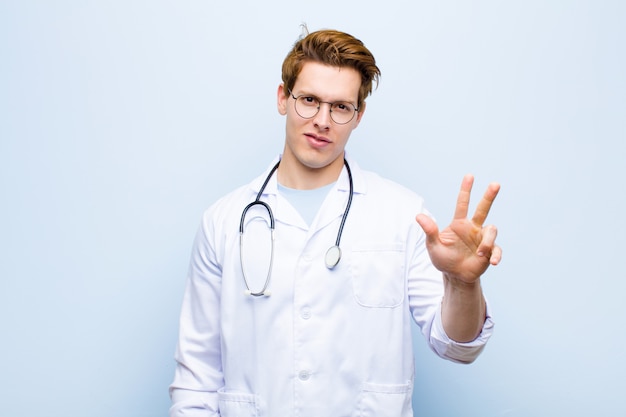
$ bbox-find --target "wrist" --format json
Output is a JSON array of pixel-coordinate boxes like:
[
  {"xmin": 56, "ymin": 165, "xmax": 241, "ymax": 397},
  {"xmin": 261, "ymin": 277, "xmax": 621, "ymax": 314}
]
[{"xmin": 443, "ymin": 272, "xmax": 482, "ymax": 291}]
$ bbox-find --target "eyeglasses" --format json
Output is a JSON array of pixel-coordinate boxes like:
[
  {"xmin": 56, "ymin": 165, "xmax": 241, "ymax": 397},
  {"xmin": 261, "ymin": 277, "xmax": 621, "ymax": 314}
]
[{"xmin": 289, "ymin": 90, "xmax": 359, "ymax": 125}]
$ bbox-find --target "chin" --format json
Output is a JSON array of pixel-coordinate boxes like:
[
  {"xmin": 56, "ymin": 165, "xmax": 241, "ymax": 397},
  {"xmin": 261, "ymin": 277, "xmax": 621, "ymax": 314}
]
[{"xmin": 301, "ymin": 155, "xmax": 341, "ymax": 171}]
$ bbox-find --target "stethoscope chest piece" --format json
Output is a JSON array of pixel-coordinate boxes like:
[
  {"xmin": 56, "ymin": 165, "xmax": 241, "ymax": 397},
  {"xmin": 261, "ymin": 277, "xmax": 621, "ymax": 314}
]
[{"xmin": 325, "ymin": 245, "xmax": 342, "ymax": 269}]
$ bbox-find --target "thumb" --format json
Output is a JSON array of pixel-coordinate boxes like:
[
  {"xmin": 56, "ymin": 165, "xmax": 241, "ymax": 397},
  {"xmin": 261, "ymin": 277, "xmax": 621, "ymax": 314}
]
[{"xmin": 415, "ymin": 213, "xmax": 439, "ymax": 246}]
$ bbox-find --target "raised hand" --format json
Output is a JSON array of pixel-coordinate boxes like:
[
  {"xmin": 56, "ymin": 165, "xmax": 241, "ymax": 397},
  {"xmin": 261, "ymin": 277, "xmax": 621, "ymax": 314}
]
[{"xmin": 415, "ymin": 174, "xmax": 501, "ymax": 284}]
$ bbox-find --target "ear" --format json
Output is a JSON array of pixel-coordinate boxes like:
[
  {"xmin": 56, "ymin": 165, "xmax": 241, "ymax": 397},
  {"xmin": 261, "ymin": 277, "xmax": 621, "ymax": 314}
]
[
  {"xmin": 353, "ymin": 101, "xmax": 367, "ymax": 128},
  {"xmin": 277, "ymin": 84, "xmax": 288, "ymax": 115}
]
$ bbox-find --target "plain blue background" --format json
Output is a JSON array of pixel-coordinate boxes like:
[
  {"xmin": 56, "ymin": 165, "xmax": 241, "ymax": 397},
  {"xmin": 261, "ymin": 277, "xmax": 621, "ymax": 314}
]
[{"xmin": 1, "ymin": 1, "xmax": 625, "ymax": 416}]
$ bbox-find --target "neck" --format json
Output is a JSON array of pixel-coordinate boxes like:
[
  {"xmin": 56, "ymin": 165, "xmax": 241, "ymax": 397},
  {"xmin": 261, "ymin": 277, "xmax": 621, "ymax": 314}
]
[{"xmin": 277, "ymin": 154, "xmax": 345, "ymax": 190}]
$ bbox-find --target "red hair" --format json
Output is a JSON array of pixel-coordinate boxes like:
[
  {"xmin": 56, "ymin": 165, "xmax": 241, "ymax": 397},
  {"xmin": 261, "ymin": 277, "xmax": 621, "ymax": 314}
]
[{"xmin": 281, "ymin": 29, "xmax": 381, "ymax": 109}]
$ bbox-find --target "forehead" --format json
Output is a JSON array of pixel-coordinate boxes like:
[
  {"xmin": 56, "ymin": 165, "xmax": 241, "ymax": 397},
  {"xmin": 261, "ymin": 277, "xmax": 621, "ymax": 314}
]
[{"xmin": 293, "ymin": 61, "xmax": 361, "ymax": 102}]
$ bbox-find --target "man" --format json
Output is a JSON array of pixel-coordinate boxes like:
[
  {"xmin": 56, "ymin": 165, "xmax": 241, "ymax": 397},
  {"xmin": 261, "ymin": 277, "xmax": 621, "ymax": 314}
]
[{"xmin": 170, "ymin": 28, "xmax": 501, "ymax": 417}]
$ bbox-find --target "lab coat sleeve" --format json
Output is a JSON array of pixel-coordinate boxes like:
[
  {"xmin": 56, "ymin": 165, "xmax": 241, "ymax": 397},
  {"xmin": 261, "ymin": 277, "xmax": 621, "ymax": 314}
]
[
  {"xmin": 429, "ymin": 301, "xmax": 494, "ymax": 364},
  {"xmin": 408, "ymin": 221, "xmax": 494, "ymax": 364},
  {"xmin": 169, "ymin": 211, "xmax": 224, "ymax": 417}
]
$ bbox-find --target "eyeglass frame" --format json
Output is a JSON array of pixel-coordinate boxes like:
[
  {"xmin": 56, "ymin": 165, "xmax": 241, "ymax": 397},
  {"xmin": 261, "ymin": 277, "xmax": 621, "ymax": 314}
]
[{"xmin": 288, "ymin": 89, "xmax": 360, "ymax": 125}]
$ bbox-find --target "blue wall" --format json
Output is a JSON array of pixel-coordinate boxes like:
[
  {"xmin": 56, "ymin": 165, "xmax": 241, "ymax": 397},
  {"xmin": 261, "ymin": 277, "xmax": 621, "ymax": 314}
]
[{"xmin": 1, "ymin": 1, "xmax": 625, "ymax": 416}]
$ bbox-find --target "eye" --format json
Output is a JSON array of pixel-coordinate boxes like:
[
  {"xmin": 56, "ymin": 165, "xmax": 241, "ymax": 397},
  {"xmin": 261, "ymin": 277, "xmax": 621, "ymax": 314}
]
[
  {"xmin": 332, "ymin": 102, "xmax": 353, "ymax": 113},
  {"xmin": 299, "ymin": 96, "xmax": 319, "ymax": 106}
]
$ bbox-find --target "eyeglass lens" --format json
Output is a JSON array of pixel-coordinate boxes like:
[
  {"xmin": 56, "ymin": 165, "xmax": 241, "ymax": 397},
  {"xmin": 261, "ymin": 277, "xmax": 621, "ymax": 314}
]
[{"xmin": 294, "ymin": 96, "xmax": 357, "ymax": 124}]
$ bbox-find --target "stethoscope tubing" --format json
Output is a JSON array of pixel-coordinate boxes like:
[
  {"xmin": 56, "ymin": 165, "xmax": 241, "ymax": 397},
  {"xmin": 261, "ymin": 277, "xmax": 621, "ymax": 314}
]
[
  {"xmin": 334, "ymin": 159, "xmax": 353, "ymax": 248},
  {"xmin": 239, "ymin": 159, "xmax": 353, "ymax": 296}
]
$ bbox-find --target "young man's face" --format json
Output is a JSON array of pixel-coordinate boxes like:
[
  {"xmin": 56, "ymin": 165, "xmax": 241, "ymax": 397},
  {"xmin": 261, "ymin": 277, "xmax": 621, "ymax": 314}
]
[{"xmin": 277, "ymin": 61, "xmax": 365, "ymax": 186}]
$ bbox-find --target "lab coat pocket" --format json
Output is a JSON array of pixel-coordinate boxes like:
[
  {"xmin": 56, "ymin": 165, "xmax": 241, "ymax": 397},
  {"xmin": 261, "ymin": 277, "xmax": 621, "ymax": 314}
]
[
  {"xmin": 217, "ymin": 388, "xmax": 260, "ymax": 417},
  {"xmin": 356, "ymin": 381, "xmax": 413, "ymax": 417},
  {"xmin": 351, "ymin": 244, "xmax": 405, "ymax": 308}
]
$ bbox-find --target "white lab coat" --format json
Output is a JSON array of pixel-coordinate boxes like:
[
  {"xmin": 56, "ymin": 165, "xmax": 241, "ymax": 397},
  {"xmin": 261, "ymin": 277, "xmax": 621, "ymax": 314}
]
[{"xmin": 170, "ymin": 156, "xmax": 493, "ymax": 417}]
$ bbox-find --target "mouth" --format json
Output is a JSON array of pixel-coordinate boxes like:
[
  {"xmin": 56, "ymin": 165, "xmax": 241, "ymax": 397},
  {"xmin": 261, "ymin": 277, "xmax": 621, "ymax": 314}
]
[{"xmin": 305, "ymin": 133, "xmax": 331, "ymax": 147}]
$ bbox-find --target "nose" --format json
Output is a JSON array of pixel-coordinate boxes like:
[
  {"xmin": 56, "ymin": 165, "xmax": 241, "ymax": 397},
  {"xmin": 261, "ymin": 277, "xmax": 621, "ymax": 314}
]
[{"xmin": 313, "ymin": 102, "xmax": 332, "ymax": 130}]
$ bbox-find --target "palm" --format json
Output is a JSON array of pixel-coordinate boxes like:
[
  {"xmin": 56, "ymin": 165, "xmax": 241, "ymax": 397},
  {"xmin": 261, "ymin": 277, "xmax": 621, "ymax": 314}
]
[{"xmin": 416, "ymin": 175, "xmax": 501, "ymax": 284}]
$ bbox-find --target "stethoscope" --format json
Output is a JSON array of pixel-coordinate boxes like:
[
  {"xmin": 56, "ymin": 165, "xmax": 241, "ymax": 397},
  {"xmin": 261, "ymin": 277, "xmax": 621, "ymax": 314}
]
[{"xmin": 239, "ymin": 159, "xmax": 354, "ymax": 296}]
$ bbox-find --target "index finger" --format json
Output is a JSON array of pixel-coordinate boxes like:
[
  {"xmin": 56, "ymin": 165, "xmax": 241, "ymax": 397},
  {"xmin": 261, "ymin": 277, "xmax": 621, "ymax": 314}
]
[
  {"xmin": 471, "ymin": 182, "xmax": 501, "ymax": 226},
  {"xmin": 453, "ymin": 174, "xmax": 475, "ymax": 220}
]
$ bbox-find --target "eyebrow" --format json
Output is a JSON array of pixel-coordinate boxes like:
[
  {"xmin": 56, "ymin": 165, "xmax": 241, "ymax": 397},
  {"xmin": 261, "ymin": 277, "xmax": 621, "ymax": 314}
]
[{"xmin": 294, "ymin": 90, "xmax": 358, "ymax": 106}]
